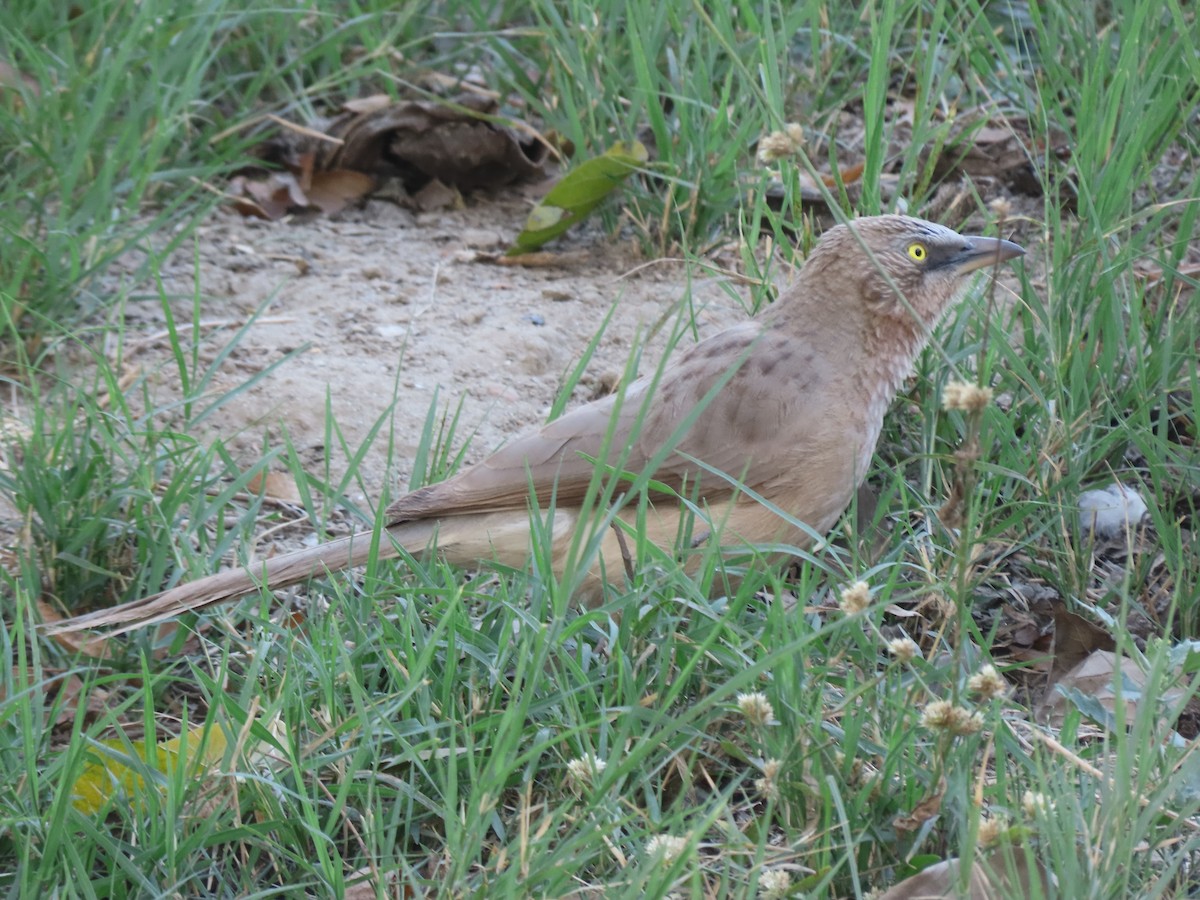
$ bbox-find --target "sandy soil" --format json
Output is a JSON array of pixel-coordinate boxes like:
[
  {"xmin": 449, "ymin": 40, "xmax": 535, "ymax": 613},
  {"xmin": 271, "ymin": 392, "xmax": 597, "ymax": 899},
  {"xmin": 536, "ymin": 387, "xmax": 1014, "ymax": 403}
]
[{"xmin": 117, "ymin": 196, "xmax": 753, "ymax": 512}]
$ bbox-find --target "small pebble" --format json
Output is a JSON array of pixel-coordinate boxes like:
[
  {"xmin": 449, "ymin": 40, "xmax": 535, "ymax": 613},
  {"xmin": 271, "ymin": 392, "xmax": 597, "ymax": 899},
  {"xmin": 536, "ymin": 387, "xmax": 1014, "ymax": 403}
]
[{"xmin": 523, "ymin": 313, "xmax": 545, "ymax": 326}]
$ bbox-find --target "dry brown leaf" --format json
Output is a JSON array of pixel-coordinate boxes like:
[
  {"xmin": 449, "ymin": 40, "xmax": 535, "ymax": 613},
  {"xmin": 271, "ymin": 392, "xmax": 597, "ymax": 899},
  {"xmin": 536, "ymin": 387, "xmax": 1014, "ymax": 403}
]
[
  {"xmin": 825, "ymin": 160, "xmax": 866, "ymax": 186},
  {"xmin": 341, "ymin": 94, "xmax": 393, "ymax": 115},
  {"xmin": 229, "ymin": 93, "xmax": 548, "ymax": 219},
  {"xmin": 1049, "ymin": 605, "xmax": 1116, "ymax": 684},
  {"xmin": 305, "ymin": 169, "xmax": 376, "ymax": 215},
  {"xmin": 880, "ymin": 858, "xmax": 985, "ymax": 900},
  {"xmin": 878, "ymin": 848, "xmax": 1054, "ymax": 899},
  {"xmin": 246, "ymin": 471, "xmax": 302, "ymax": 504},
  {"xmin": 265, "ymin": 93, "xmax": 548, "ymax": 191},
  {"xmin": 1036, "ymin": 648, "xmax": 1186, "ymax": 734},
  {"xmin": 38, "ymin": 596, "xmax": 198, "ymax": 661},
  {"xmin": 292, "ymin": 150, "xmax": 317, "ymax": 191},
  {"xmin": 893, "ymin": 778, "xmax": 946, "ymax": 833},
  {"xmin": 228, "ymin": 172, "xmax": 309, "ymax": 221},
  {"xmin": 324, "ymin": 93, "xmax": 549, "ymax": 192}
]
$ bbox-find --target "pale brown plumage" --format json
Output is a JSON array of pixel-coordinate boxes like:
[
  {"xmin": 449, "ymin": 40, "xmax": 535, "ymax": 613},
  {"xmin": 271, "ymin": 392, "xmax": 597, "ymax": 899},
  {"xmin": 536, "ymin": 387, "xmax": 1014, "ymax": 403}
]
[{"xmin": 45, "ymin": 215, "xmax": 1024, "ymax": 635}]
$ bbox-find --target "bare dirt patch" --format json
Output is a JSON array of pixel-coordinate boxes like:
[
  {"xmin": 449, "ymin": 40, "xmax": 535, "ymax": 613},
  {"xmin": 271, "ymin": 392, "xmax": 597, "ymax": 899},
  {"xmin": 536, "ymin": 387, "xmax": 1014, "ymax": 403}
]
[{"xmin": 118, "ymin": 196, "xmax": 752, "ymax": 511}]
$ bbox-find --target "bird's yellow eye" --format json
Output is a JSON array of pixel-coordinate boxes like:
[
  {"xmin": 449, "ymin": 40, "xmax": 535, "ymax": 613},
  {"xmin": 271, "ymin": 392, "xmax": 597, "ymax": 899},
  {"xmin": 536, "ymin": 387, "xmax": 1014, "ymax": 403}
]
[{"xmin": 907, "ymin": 243, "xmax": 928, "ymax": 262}]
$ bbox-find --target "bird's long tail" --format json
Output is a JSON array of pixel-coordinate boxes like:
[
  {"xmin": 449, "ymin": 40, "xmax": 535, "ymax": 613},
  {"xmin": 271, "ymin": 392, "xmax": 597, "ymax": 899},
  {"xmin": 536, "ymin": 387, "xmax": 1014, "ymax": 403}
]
[
  {"xmin": 41, "ymin": 530, "xmax": 398, "ymax": 637},
  {"xmin": 41, "ymin": 508, "xmax": 583, "ymax": 637}
]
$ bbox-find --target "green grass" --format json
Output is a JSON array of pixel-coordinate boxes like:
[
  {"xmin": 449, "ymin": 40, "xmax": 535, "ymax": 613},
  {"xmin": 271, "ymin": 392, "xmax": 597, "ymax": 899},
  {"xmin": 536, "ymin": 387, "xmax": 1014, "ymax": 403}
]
[{"xmin": 3, "ymin": 0, "xmax": 1200, "ymax": 896}]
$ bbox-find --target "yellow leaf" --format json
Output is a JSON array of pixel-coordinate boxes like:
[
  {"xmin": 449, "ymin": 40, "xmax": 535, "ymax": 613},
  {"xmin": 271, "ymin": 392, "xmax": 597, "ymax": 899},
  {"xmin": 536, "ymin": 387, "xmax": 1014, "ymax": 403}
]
[{"xmin": 70, "ymin": 720, "xmax": 235, "ymax": 814}]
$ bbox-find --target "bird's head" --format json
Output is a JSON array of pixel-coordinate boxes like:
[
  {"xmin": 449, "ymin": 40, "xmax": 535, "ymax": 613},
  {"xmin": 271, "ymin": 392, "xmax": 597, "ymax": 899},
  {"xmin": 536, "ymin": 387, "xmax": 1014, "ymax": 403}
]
[{"xmin": 808, "ymin": 215, "xmax": 1025, "ymax": 328}]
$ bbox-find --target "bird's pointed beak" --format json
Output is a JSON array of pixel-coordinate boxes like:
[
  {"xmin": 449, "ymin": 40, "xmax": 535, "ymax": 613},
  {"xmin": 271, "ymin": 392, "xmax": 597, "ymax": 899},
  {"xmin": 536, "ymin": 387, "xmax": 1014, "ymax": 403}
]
[{"xmin": 951, "ymin": 236, "xmax": 1026, "ymax": 275}]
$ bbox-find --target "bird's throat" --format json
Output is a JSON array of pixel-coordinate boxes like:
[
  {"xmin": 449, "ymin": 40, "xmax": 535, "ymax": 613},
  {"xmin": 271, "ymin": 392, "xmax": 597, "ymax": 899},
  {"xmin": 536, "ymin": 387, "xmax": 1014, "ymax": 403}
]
[{"xmin": 858, "ymin": 320, "xmax": 931, "ymax": 446}]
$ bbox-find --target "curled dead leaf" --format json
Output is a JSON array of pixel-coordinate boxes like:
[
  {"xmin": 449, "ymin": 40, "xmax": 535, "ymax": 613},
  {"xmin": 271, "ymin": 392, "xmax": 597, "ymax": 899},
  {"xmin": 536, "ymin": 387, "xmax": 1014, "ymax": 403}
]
[
  {"xmin": 229, "ymin": 93, "xmax": 549, "ymax": 219},
  {"xmin": 267, "ymin": 93, "xmax": 548, "ymax": 193}
]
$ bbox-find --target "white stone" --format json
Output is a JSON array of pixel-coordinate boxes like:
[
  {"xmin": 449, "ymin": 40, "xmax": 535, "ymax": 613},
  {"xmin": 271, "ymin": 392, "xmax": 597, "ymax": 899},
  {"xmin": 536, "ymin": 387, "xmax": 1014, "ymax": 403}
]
[{"xmin": 1077, "ymin": 482, "xmax": 1149, "ymax": 538}]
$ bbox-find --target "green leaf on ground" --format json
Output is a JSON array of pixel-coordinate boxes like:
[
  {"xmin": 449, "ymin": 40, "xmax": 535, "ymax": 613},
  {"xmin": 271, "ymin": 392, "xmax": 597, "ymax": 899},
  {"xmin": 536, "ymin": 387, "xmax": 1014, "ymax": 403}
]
[{"xmin": 507, "ymin": 140, "xmax": 648, "ymax": 255}]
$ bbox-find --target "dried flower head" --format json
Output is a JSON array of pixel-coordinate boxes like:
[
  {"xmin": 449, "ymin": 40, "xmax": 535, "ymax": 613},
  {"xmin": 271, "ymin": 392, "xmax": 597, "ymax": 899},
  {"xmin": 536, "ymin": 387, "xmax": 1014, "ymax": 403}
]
[
  {"xmin": 942, "ymin": 380, "xmax": 994, "ymax": 413},
  {"xmin": 956, "ymin": 709, "xmax": 985, "ymax": 735},
  {"xmin": 1022, "ymin": 790, "xmax": 1052, "ymax": 817},
  {"xmin": 887, "ymin": 636, "xmax": 921, "ymax": 663},
  {"xmin": 988, "ymin": 196, "xmax": 1014, "ymax": 220},
  {"xmin": 758, "ymin": 867, "xmax": 793, "ymax": 898},
  {"xmin": 645, "ymin": 833, "xmax": 690, "ymax": 863},
  {"xmin": 839, "ymin": 580, "xmax": 871, "ymax": 615},
  {"xmin": 756, "ymin": 123, "xmax": 805, "ymax": 164},
  {"xmin": 920, "ymin": 699, "xmax": 955, "ymax": 730},
  {"xmin": 737, "ymin": 692, "xmax": 776, "ymax": 727},
  {"xmin": 754, "ymin": 757, "xmax": 782, "ymax": 799},
  {"xmin": 977, "ymin": 813, "xmax": 1009, "ymax": 848},
  {"xmin": 566, "ymin": 753, "xmax": 606, "ymax": 787},
  {"xmin": 920, "ymin": 699, "xmax": 984, "ymax": 735},
  {"xmin": 968, "ymin": 664, "xmax": 1007, "ymax": 700}
]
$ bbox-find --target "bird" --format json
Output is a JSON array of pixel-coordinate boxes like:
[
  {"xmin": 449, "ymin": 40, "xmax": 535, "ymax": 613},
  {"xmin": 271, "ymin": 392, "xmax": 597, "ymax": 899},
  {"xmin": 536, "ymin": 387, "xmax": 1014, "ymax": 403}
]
[{"xmin": 44, "ymin": 215, "xmax": 1024, "ymax": 636}]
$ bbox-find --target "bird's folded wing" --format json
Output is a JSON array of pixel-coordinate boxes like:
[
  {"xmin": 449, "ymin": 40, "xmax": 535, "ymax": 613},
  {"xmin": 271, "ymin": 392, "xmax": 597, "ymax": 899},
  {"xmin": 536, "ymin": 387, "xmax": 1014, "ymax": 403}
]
[
  {"xmin": 384, "ymin": 322, "xmax": 817, "ymax": 523},
  {"xmin": 384, "ymin": 388, "xmax": 648, "ymax": 521}
]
